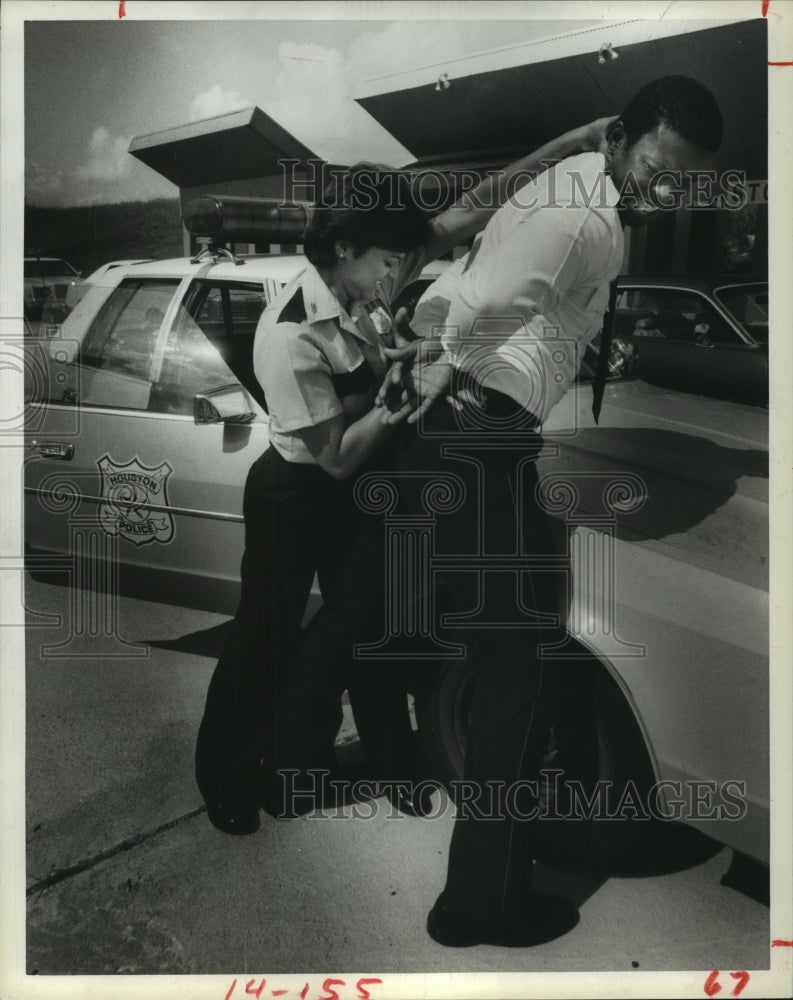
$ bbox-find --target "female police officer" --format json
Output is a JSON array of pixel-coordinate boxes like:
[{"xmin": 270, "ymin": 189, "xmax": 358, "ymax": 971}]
[
  {"xmin": 195, "ymin": 164, "xmax": 432, "ymax": 833},
  {"xmin": 196, "ymin": 119, "xmax": 614, "ymax": 835}
]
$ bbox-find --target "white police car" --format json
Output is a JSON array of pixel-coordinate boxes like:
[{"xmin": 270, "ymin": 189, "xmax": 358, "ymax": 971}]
[{"xmin": 26, "ymin": 250, "xmax": 298, "ymax": 610}]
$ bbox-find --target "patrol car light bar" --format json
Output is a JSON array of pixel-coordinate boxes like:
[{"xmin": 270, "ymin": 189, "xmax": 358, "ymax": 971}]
[{"xmin": 182, "ymin": 195, "xmax": 314, "ymax": 245}]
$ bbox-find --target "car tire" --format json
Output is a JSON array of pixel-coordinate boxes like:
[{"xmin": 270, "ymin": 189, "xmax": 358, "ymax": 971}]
[{"xmin": 419, "ymin": 654, "xmax": 656, "ymax": 868}]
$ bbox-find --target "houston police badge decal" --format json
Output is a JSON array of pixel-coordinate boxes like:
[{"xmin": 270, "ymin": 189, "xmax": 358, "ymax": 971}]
[{"xmin": 96, "ymin": 454, "xmax": 175, "ymax": 546}]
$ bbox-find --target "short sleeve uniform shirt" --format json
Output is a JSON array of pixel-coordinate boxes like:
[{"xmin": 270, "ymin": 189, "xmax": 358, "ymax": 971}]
[{"xmin": 254, "ymin": 251, "xmax": 424, "ymax": 463}]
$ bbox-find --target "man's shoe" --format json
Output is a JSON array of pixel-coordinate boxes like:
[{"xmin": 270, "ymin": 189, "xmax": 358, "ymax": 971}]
[
  {"xmin": 426, "ymin": 893, "xmax": 579, "ymax": 948},
  {"xmin": 205, "ymin": 800, "xmax": 261, "ymax": 835}
]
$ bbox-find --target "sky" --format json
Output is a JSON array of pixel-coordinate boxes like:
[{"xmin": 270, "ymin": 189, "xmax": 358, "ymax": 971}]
[{"xmin": 22, "ymin": 11, "xmax": 608, "ymax": 207}]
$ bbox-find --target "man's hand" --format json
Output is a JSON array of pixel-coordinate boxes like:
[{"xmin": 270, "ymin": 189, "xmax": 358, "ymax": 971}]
[
  {"xmin": 391, "ymin": 306, "xmax": 414, "ymax": 349},
  {"xmin": 375, "ymin": 341, "xmax": 420, "ymax": 413},
  {"xmin": 584, "ymin": 116, "xmax": 618, "ymax": 155},
  {"xmin": 380, "ymin": 358, "xmax": 453, "ymax": 426},
  {"xmin": 375, "ymin": 336, "xmax": 445, "ymax": 412}
]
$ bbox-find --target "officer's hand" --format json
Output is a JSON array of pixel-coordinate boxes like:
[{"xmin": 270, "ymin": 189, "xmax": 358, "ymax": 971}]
[
  {"xmin": 375, "ymin": 337, "xmax": 444, "ymax": 412},
  {"xmin": 381, "ymin": 359, "xmax": 453, "ymax": 426}
]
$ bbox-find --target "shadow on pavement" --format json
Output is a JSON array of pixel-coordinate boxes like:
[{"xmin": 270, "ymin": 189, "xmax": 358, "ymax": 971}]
[
  {"xmin": 606, "ymin": 819, "xmax": 723, "ymax": 877},
  {"xmin": 534, "ymin": 820, "xmax": 727, "ymax": 911},
  {"xmin": 143, "ymin": 620, "xmax": 232, "ymax": 659}
]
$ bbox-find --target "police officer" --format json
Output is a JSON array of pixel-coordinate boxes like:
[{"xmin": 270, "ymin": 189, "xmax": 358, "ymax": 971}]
[{"xmin": 195, "ymin": 165, "xmax": 431, "ymax": 833}]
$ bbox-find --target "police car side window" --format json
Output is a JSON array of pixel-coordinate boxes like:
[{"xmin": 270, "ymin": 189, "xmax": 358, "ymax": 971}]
[
  {"xmin": 61, "ymin": 279, "xmax": 179, "ymax": 410},
  {"xmin": 149, "ymin": 279, "xmax": 268, "ymax": 416},
  {"xmin": 619, "ymin": 289, "xmax": 740, "ymax": 346}
]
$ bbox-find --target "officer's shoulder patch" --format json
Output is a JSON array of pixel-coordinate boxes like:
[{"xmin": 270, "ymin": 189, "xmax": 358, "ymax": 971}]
[{"xmin": 277, "ymin": 287, "xmax": 307, "ymax": 325}]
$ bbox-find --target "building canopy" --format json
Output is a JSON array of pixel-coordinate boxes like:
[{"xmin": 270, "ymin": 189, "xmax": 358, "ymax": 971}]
[
  {"xmin": 355, "ymin": 20, "xmax": 767, "ymax": 181},
  {"xmin": 129, "ymin": 106, "xmax": 319, "ymax": 190}
]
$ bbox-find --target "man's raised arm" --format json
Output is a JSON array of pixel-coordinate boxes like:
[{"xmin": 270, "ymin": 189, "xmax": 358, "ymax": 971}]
[{"xmin": 422, "ymin": 116, "xmax": 614, "ymax": 262}]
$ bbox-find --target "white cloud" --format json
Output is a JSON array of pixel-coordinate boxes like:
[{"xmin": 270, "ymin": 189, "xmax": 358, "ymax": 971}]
[
  {"xmin": 67, "ymin": 161, "xmax": 178, "ymax": 206},
  {"xmin": 254, "ymin": 24, "xmax": 490, "ymax": 166},
  {"xmin": 189, "ymin": 85, "xmax": 252, "ymax": 122},
  {"xmin": 262, "ymin": 39, "xmax": 410, "ymax": 166},
  {"xmin": 32, "ymin": 158, "xmax": 178, "ymax": 208},
  {"xmin": 347, "ymin": 21, "xmax": 468, "ymax": 86},
  {"xmin": 74, "ymin": 127, "xmax": 132, "ymax": 182},
  {"xmin": 279, "ymin": 40, "xmax": 346, "ymax": 73}
]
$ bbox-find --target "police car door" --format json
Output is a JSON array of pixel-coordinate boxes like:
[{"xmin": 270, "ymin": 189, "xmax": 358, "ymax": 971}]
[{"xmin": 25, "ymin": 271, "xmax": 271, "ymax": 616}]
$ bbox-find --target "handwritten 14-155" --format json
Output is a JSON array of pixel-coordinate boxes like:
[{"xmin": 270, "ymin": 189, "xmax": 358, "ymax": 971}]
[{"xmin": 224, "ymin": 976, "xmax": 383, "ymax": 1000}]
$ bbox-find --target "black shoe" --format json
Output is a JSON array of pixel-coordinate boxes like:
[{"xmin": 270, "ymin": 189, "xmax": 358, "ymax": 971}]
[
  {"xmin": 426, "ymin": 893, "xmax": 579, "ymax": 948},
  {"xmin": 205, "ymin": 800, "xmax": 261, "ymax": 836}
]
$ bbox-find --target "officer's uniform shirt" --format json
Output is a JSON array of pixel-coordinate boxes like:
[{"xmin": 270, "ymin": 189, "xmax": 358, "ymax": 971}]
[
  {"xmin": 411, "ymin": 152, "xmax": 624, "ymax": 424},
  {"xmin": 254, "ymin": 253, "xmax": 423, "ymax": 463}
]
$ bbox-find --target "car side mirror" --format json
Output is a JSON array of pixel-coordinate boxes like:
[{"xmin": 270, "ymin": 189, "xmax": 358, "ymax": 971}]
[
  {"xmin": 607, "ymin": 338, "xmax": 637, "ymax": 379},
  {"xmin": 194, "ymin": 384, "xmax": 256, "ymax": 425}
]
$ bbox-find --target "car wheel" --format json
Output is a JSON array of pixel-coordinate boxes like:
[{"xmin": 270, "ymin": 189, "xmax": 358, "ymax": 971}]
[{"xmin": 419, "ymin": 654, "xmax": 655, "ymax": 867}]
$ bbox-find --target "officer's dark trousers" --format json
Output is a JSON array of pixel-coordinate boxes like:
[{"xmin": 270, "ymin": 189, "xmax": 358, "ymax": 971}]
[
  {"xmin": 195, "ymin": 446, "xmax": 415, "ymax": 811},
  {"xmin": 296, "ymin": 388, "xmax": 559, "ymax": 926}
]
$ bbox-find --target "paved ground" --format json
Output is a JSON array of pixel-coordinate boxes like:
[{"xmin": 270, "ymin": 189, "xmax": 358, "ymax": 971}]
[{"xmin": 9, "ymin": 574, "xmax": 783, "ymax": 998}]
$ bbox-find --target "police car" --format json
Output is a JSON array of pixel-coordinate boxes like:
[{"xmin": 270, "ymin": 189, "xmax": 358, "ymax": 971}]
[
  {"xmin": 23, "ymin": 200, "xmax": 769, "ymax": 872},
  {"xmin": 26, "ymin": 249, "xmax": 298, "ymax": 609}
]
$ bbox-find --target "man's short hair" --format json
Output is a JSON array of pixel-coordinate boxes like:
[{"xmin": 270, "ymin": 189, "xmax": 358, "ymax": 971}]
[{"xmin": 620, "ymin": 75, "xmax": 723, "ymax": 152}]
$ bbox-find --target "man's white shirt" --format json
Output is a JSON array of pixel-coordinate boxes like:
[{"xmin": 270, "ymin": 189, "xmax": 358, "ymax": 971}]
[{"xmin": 412, "ymin": 151, "xmax": 625, "ymax": 424}]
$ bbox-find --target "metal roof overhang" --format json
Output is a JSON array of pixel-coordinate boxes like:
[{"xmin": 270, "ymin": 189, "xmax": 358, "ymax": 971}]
[
  {"xmin": 356, "ymin": 19, "xmax": 768, "ymax": 180},
  {"xmin": 129, "ymin": 106, "xmax": 320, "ymax": 188}
]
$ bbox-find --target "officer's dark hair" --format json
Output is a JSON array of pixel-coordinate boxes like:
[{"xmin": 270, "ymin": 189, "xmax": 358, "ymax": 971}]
[
  {"xmin": 618, "ymin": 75, "xmax": 723, "ymax": 152},
  {"xmin": 304, "ymin": 163, "xmax": 432, "ymax": 268}
]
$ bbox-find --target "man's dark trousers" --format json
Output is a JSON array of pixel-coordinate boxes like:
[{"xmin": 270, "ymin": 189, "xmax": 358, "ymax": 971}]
[{"xmin": 297, "ymin": 384, "xmax": 560, "ymax": 927}]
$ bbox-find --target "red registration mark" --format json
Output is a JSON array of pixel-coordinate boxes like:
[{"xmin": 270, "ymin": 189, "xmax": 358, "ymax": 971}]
[{"xmin": 704, "ymin": 970, "xmax": 751, "ymax": 997}]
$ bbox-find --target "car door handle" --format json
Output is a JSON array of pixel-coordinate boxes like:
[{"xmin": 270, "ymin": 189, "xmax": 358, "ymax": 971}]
[{"xmin": 28, "ymin": 440, "xmax": 74, "ymax": 460}]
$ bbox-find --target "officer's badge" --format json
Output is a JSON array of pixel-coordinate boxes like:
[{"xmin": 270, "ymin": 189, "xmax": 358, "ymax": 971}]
[
  {"xmin": 367, "ymin": 305, "xmax": 393, "ymax": 338},
  {"xmin": 96, "ymin": 454, "xmax": 175, "ymax": 547}
]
